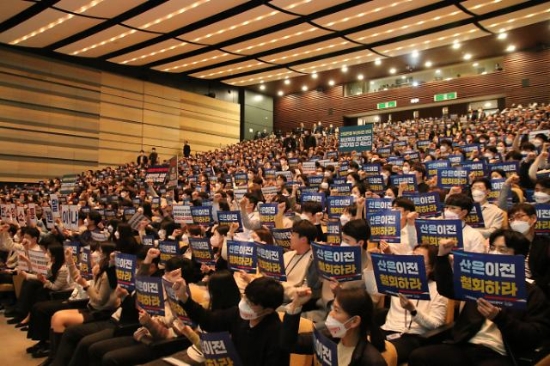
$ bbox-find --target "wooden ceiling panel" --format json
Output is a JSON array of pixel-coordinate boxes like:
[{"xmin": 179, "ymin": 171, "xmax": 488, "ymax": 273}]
[
  {"xmin": 314, "ymin": 0, "xmax": 440, "ymax": 31},
  {"xmin": 152, "ymin": 50, "xmax": 242, "ymax": 73},
  {"xmin": 122, "ymin": 0, "xmax": 247, "ymax": 33},
  {"xmin": 293, "ymin": 50, "xmax": 379, "ymax": 74},
  {"xmin": 54, "ymin": 0, "xmax": 148, "ymax": 18},
  {"xmin": 0, "ymin": 1, "xmax": 33, "ymax": 23},
  {"xmin": 178, "ymin": 5, "xmax": 295, "ymax": 45},
  {"xmin": 260, "ymin": 38, "xmax": 357, "ymax": 65},
  {"xmin": 223, "ymin": 68, "xmax": 302, "ymax": 86},
  {"xmin": 479, "ymin": 4, "xmax": 550, "ymax": 31},
  {"xmin": 347, "ymin": 6, "xmax": 471, "ymax": 45},
  {"xmin": 462, "ymin": 0, "xmax": 529, "ymax": 15},
  {"xmin": 108, "ymin": 39, "xmax": 202, "ymax": 66},
  {"xmin": 189, "ymin": 59, "xmax": 272, "ymax": 80},
  {"xmin": 222, "ymin": 23, "xmax": 331, "ymax": 55},
  {"xmin": 269, "ymin": 0, "xmax": 348, "ymax": 16},
  {"xmin": 55, "ymin": 25, "xmax": 159, "ymax": 57},
  {"xmin": 373, "ymin": 25, "xmax": 482, "ymax": 58}
]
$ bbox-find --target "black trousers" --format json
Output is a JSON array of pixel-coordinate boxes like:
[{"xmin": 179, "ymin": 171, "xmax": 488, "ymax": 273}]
[
  {"xmin": 89, "ymin": 336, "xmax": 159, "ymax": 366},
  {"xmin": 16, "ymin": 279, "xmax": 50, "ymax": 316},
  {"xmin": 52, "ymin": 320, "xmax": 116, "ymax": 366},
  {"xmin": 383, "ymin": 331, "xmax": 424, "ymax": 364},
  {"xmin": 408, "ymin": 343, "xmax": 513, "ymax": 366}
]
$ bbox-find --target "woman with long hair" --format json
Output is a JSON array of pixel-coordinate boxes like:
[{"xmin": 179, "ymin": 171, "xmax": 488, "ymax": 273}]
[
  {"xmin": 40, "ymin": 242, "xmax": 119, "ymax": 366},
  {"xmin": 282, "ymin": 286, "xmax": 386, "ymax": 366},
  {"xmin": 114, "ymin": 222, "xmax": 140, "ymax": 254}
]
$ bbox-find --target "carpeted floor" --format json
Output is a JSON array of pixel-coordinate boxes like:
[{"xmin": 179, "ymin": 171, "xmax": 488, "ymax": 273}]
[{"xmin": 0, "ymin": 311, "xmax": 41, "ymax": 366}]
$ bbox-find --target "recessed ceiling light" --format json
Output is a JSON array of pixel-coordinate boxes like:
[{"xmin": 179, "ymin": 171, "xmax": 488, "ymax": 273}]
[
  {"xmin": 328, "ymin": 80, "xmax": 335, "ymax": 86},
  {"xmin": 452, "ymin": 41, "xmax": 461, "ymax": 49},
  {"xmin": 435, "ymin": 69, "xmax": 441, "ymax": 74},
  {"xmin": 412, "ymin": 81, "xmax": 419, "ymax": 87},
  {"xmin": 497, "ymin": 32, "xmax": 507, "ymax": 40},
  {"xmin": 401, "ymin": 75, "xmax": 406, "ymax": 79},
  {"xmin": 312, "ymin": 72, "xmax": 318, "ymax": 79},
  {"xmin": 425, "ymin": 61, "xmax": 432, "ymax": 68},
  {"xmin": 302, "ymin": 85, "xmax": 308, "ymax": 91},
  {"xmin": 341, "ymin": 65, "xmax": 348, "ymax": 72},
  {"xmin": 284, "ymin": 79, "xmax": 290, "ymax": 85},
  {"xmin": 473, "ymin": 62, "xmax": 479, "ymax": 67},
  {"xmin": 370, "ymin": 81, "xmax": 374, "ymax": 85},
  {"xmin": 506, "ymin": 45, "xmax": 516, "ymax": 52},
  {"xmin": 259, "ymin": 84, "xmax": 265, "ymax": 90},
  {"xmin": 358, "ymin": 74, "xmax": 364, "ymax": 80},
  {"xmin": 389, "ymin": 68, "xmax": 396, "ymax": 74},
  {"xmin": 375, "ymin": 58, "xmax": 382, "ymax": 66},
  {"xmin": 463, "ymin": 53, "xmax": 472, "ymax": 60},
  {"xmin": 277, "ymin": 91, "xmax": 284, "ymax": 96},
  {"xmin": 411, "ymin": 50, "xmax": 419, "ymax": 58}
]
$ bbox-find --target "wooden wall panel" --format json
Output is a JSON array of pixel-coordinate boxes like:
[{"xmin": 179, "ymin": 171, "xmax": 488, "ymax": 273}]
[
  {"xmin": 0, "ymin": 47, "xmax": 240, "ymax": 182},
  {"xmin": 275, "ymin": 50, "xmax": 550, "ymax": 132}
]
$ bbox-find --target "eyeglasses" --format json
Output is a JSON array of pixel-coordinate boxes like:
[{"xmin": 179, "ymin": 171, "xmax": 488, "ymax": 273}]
[{"xmin": 508, "ymin": 213, "xmax": 529, "ymax": 222}]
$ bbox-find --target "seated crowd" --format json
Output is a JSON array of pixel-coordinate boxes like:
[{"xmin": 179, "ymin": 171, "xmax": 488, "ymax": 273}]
[{"xmin": 0, "ymin": 102, "xmax": 549, "ymax": 366}]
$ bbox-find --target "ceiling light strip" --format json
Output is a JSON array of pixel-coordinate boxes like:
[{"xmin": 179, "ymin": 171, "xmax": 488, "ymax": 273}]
[{"xmin": 10, "ymin": 0, "xmax": 106, "ymax": 45}]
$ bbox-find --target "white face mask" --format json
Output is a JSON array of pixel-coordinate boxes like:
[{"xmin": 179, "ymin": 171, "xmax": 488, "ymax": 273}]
[
  {"xmin": 533, "ymin": 191, "xmax": 550, "ymax": 204},
  {"xmin": 510, "ymin": 220, "xmax": 530, "ymax": 234},
  {"xmin": 444, "ymin": 210, "xmax": 460, "ymax": 220},
  {"xmin": 488, "ymin": 250, "xmax": 505, "ymax": 256},
  {"xmin": 238, "ymin": 299, "xmax": 263, "ymax": 320},
  {"xmin": 440, "ymin": 146, "xmax": 448, "ymax": 153},
  {"xmin": 350, "ymin": 193, "xmax": 358, "ymax": 202},
  {"xmin": 114, "ymin": 231, "xmax": 120, "ymax": 240},
  {"xmin": 505, "ymin": 138, "xmax": 513, "ymax": 145},
  {"xmin": 533, "ymin": 139, "xmax": 543, "ymax": 147},
  {"xmin": 107, "ymin": 225, "xmax": 114, "ymax": 233},
  {"xmin": 325, "ymin": 314, "xmax": 353, "ymax": 338},
  {"xmin": 384, "ymin": 195, "xmax": 393, "ymax": 200},
  {"xmin": 339, "ymin": 241, "xmax": 351, "ymax": 247},
  {"xmin": 497, "ymin": 146, "xmax": 505, "ymax": 153},
  {"xmin": 320, "ymin": 182, "xmax": 329, "ymax": 190},
  {"xmin": 484, "ymin": 153, "xmax": 493, "ymax": 159},
  {"xmin": 346, "ymin": 180, "xmax": 354, "ymax": 185},
  {"xmin": 471, "ymin": 189, "xmax": 486, "ymax": 203},
  {"xmin": 402, "ymin": 167, "xmax": 410, "ymax": 174}
]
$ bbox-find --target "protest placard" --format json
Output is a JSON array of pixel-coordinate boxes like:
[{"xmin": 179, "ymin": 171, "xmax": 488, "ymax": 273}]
[
  {"xmin": 115, "ymin": 253, "xmax": 136, "ymax": 291},
  {"xmin": 227, "ymin": 240, "xmax": 257, "ymax": 274},
  {"xmin": 452, "ymin": 251, "xmax": 526, "ymax": 309},
  {"xmin": 136, "ymin": 276, "xmax": 165, "ymax": 316},
  {"xmin": 370, "ymin": 253, "xmax": 430, "ymax": 300},
  {"xmin": 188, "ymin": 238, "xmax": 215, "ymax": 264},
  {"xmin": 256, "ymin": 244, "xmax": 286, "ymax": 281},
  {"xmin": 311, "ymin": 243, "xmax": 362, "ymax": 282}
]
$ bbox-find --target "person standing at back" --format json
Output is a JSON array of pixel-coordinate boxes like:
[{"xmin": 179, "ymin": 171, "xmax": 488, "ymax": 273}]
[
  {"xmin": 183, "ymin": 141, "xmax": 191, "ymax": 158},
  {"xmin": 149, "ymin": 148, "xmax": 158, "ymax": 166},
  {"xmin": 136, "ymin": 150, "xmax": 148, "ymax": 166}
]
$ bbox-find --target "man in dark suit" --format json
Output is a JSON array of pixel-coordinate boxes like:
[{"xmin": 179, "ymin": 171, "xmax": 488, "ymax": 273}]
[
  {"xmin": 149, "ymin": 148, "xmax": 158, "ymax": 166},
  {"xmin": 282, "ymin": 133, "xmax": 297, "ymax": 153},
  {"xmin": 136, "ymin": 150, "xmax": 148, "ymax": 166},
  {"xmin": 183, "ymin": 141, "xmax": 191, "ymax": 158}
]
